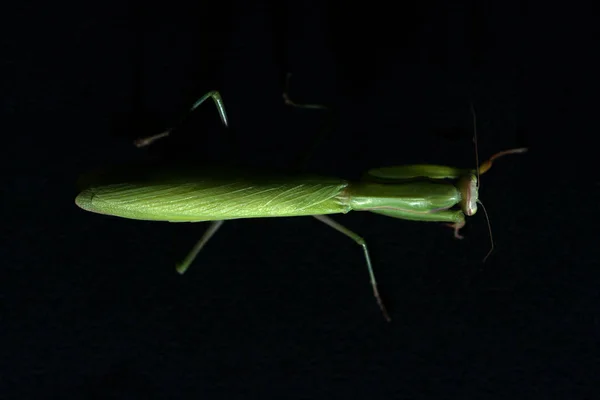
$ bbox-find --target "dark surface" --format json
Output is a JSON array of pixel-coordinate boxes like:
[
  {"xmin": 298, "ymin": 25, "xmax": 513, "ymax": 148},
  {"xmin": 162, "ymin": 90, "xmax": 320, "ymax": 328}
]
[{"xmin": 2, "ymin": 1, "xmax": 597, "ymax": 398}]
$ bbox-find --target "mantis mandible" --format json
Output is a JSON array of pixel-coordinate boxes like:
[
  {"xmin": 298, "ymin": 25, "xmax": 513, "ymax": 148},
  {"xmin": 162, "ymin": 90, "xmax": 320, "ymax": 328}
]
[{"xmin": 75, "ymin": 85, "xmax": 527, "ymax": 322}]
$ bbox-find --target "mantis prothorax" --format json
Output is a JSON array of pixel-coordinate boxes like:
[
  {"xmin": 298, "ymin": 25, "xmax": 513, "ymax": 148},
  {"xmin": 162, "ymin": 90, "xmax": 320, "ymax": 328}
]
[{"xmin": 75, "ymin": 84, "xmax": 526, "ymax": 322}]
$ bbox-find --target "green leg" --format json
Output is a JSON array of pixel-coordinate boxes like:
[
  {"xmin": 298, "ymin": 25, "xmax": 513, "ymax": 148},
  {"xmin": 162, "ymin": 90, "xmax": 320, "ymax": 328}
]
[
  {"xmin": 176, "ymin": 220, "xmax": 225, "ymax": 274},
  {"xmin": 370, "ymin": 209, "xmax": 467, "ymax": 239},
  {"xmin": 131, "ymin": 91, "xmax": 230, "ymax": 274},
  {"xmin": 312, "ymin": 215, "xmax": 391, "ymax": 322},
  {"xmin": 285, "ymin": 77, "xmax": 391, "ymax": 319},
  {"xmin": 283, "ymin": 73, "xmax": 328, "ymax": 110},
  {"xmin": 134, "ymin": 90, "xmax": 229, "ymax": 147}
]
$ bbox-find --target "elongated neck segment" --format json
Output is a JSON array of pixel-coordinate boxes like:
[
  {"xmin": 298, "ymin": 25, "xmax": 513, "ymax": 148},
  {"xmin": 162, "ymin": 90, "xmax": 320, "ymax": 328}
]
[{"xmin": 344, "ymin": 180, "xmax": 463, "ymax": 214}]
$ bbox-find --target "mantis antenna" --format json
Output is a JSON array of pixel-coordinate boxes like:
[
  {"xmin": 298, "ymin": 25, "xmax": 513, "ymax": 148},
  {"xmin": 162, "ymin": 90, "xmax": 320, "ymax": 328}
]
[
  {"xmin": 470, "ymin": 103, "xmax": 495, "ymax": 261},
  {"xmin": 470, "ymin": 104, "xmax": 528, "ymax": 261}
]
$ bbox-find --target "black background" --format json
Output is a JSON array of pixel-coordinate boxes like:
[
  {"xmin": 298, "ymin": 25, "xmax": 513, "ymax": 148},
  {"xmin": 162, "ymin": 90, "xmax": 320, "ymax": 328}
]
[{"xmin": 3, "ymin": 0, "xmax": 598, "ymax": 398}]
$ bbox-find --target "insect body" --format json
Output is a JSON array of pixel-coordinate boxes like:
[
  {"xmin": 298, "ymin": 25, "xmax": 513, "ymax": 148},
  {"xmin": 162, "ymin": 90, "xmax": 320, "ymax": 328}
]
[
  {"xmin": 75, "ymin": 165, "xmax": 476, "ymax": 225},
  {"xmin": 75, "ymin": 90, "xmax": 526, "ymax": 321}
]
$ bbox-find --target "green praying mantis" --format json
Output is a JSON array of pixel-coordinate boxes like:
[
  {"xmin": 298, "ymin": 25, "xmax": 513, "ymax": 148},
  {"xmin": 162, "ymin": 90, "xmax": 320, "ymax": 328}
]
[{"xmin": 75, "ymin": 83, "xmax": 527, "ymax": 322}]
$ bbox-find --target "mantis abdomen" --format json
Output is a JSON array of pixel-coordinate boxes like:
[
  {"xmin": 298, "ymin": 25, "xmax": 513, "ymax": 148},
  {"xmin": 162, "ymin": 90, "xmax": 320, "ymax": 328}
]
[{"xmin": 75, "ymin": 165, "xmax": 352, "ymax": 222}]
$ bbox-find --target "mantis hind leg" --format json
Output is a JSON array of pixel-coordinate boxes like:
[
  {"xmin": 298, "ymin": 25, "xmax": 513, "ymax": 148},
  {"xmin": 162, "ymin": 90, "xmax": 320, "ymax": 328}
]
[
  {"xmin": 283, "ymin": 76, "xmax": 391, "ymax": 319},
  {"xmin": 134, "ymin": 90, "xmax": 229, "ymax": 147},
  {"xmin": 176, "ymin": 220, "xmax": 225, "ymax": 274},
  {"xmin": 312, "ymin": 215, "xmax": 391, "ymax": 322},
  {"xmin": 130, "ymin": 92, "xmax": 229, "ymax": 274}
]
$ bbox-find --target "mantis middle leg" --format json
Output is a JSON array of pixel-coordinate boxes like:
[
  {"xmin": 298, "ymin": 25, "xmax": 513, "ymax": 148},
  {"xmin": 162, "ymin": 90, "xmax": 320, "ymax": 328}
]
[{"xmin": 312, "ymin": 215, "xmax": 391, "ymax": 322}]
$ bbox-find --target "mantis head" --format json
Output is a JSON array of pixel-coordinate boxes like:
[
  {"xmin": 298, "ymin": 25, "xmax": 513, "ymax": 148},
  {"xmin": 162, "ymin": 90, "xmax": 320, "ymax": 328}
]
[
  {"xmin": 457, "ymin": 174, "xmax": 478, "ymax": 216},
  {"xmin": 460, "ymin": 147, "xmax": 528, "ymax": 217}
]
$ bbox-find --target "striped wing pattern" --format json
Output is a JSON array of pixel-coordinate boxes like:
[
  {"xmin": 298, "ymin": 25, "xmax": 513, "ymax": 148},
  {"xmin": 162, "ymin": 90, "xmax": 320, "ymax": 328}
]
[{"xmin": 76, "ymin": 173, "xmax": 350, "ymax": 222}]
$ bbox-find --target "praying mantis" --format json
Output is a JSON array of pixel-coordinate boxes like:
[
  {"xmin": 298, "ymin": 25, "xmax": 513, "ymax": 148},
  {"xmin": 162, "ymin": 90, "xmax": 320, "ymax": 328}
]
[{"xmin": 75, "ymin": 83, "xmax": 527, "ymax": 322}]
